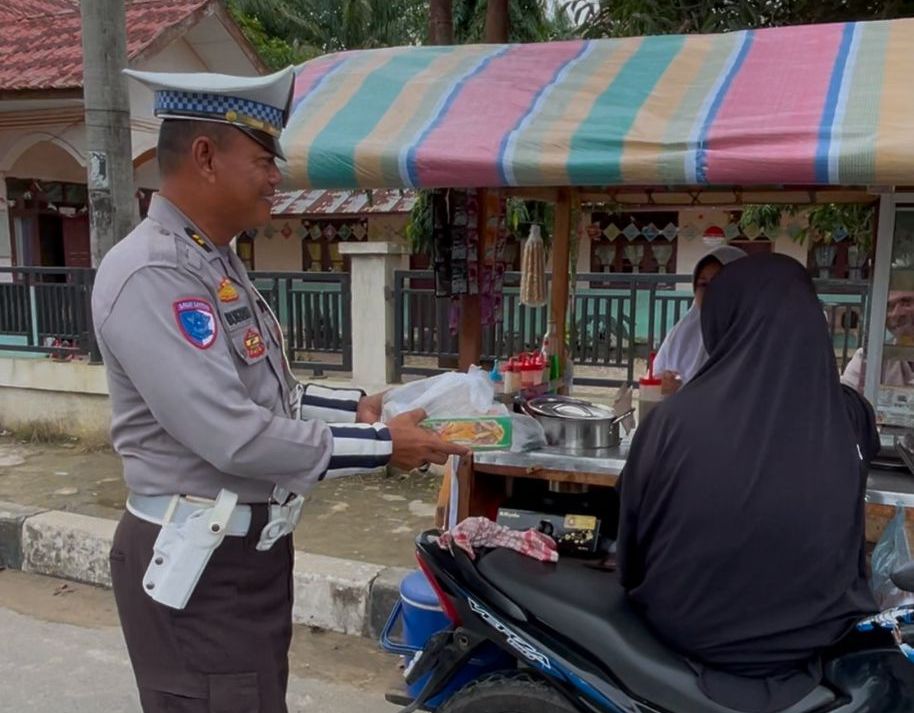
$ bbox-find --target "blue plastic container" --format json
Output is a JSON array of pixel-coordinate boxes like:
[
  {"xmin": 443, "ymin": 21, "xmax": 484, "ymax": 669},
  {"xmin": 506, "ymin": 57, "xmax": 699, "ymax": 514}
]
[
  {"xmin": 381, "ymin": 570, "xmax": 512, "ymax": 709},
  {"xmin": 400, "ymin": 570, "xmax": 451, "ymax": 649}
]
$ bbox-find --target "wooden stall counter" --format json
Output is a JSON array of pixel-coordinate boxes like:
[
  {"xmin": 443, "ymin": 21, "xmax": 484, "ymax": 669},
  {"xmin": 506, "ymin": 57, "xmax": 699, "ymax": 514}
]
[
  {"xmin": 438, "ymin": 447, "xmax": 914, "ymax": 549},
  {"xmin": 441, "ymin": 447, "xmax": 627, "ymax": 527}
]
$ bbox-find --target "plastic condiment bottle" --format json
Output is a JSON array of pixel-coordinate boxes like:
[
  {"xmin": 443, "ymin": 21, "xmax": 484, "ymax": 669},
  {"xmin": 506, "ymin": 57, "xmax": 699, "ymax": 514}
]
[
  {"xmin": 639, "ymin": 352, "xmax": 664, "ymax": 423},
  {"xmin": 532, "ymin": 353, "xmax": 546, "ymax": 386},
  {"xmin": 490, "ymin": 360, "xmax": 504, "ymax": 394},
  {"xmin": 541, "ymin": 320, "xmax": 560, "ymax": 382},
  {"xmin": 504, "ymin": 358, "xmax": 520, "ymax": 394},
  {"xmin": 520, "ymin": 354, "xmax": 536, "ymax": 388}
]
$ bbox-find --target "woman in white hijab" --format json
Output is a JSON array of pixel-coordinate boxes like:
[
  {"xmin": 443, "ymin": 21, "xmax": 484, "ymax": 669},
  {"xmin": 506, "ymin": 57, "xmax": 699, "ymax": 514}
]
[{"xmin": 653, "ymin": 245, "xmax": 747, "ymax": 394}]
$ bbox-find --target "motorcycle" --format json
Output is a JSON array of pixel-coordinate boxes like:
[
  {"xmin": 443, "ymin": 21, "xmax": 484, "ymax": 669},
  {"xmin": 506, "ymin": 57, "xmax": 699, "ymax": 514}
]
[{"xmin": 382, "ymin": 530, "xmax": 914, "ymax": 713}]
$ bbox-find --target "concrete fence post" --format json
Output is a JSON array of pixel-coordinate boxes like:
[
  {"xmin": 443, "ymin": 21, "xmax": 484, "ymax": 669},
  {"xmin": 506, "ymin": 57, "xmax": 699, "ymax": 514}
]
[{"xmin": 338, "ymin": 242, "xmax": 409, "ymax": 391}]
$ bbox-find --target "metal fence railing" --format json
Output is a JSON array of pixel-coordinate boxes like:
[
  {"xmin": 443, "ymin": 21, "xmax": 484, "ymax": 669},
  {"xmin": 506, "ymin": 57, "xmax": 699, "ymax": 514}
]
[
  {"xmin": 0, "ymin": 265, "xmax": 868, "ymax": 386},
  {"xmin": 0, "ymin": 267, "xmax": 98, "ymax": 360},
  {"xmin": 392, "ymin": 271, "xmax": 870, "ymax": 386},
  {"xmin": 0, "ymin": 267, "xmax": 352, "ymax": 373},
  {"xmin": 251, "ymin": 271, "xmax": 352, "ymax": 374}
]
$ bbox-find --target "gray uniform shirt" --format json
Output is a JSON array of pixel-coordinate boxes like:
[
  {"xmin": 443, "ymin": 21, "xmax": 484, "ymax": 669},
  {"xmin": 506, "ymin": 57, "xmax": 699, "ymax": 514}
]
[{"xmin": 92, "ymin": 195, "xmax": 391, "ymax": 503}]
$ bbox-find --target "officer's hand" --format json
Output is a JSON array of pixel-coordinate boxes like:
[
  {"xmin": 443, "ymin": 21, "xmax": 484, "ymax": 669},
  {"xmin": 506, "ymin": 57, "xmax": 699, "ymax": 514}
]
[
  {"xmin": 356, "ymin": 391, "xmax": 385, "ymax": 424},
  {"xmin": 387, "ymin": 409, "xmax": 470, "ymax": 471}
]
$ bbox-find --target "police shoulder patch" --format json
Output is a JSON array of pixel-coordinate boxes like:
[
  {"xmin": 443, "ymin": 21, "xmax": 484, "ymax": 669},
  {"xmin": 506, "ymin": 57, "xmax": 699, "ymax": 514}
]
[
  {"xmin": 184, "ymin": 227, "xmax": 213, "ymax": 253},
  {"xmin": 173, "ymin": 298, "xmax": 218, "ymax": 349}
]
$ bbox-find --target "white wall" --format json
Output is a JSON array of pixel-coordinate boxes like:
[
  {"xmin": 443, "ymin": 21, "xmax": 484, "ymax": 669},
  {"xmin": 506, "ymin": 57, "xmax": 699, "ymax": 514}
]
[
  {"xmin": 675, "ymin": 208, "xmax": 810, "ymax": 278},
  {"xmin": 0, "ymin": 360, "xmax": 111, "ymax": 443},
  {"xmin": 134, "ymin": 157, "xmax": 160, "ymax": 191},
  {"xmin": 8, "ymin": 141, "xmax": 85, "ymax": 183},
  {"xmin": 543, "ymin": 225, "xmax": 590, "ymax": 275},
  {"xmin": 255, "ymin": 228, "xmax": 304, "ymax": 271},
  {"xmin": 774, "ymin": 236, "xmax": 809, "ymax": 264},
  {"xmin": 0, "ymin": 122, "xmax": 87, "ymax": 174}
]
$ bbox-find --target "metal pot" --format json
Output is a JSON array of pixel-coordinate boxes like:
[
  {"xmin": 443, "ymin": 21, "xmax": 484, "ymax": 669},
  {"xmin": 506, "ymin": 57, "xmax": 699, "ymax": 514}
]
[{"xmin": 522, "ymin": 395, "xmax": 630, "ymax": 453}]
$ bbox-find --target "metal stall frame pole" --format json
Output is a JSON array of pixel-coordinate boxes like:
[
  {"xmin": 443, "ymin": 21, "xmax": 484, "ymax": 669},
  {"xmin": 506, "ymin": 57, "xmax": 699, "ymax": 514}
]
[
  {"xmin": 551, "ymin": 188, "xmax": 573, "ymax": 377},
  {"xmin": 864, "ymin": 190, "xmax": 896, "ymax": 406}
]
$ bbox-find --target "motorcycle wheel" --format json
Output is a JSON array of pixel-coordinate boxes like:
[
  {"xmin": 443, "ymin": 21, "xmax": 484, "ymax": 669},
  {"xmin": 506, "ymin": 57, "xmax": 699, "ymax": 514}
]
[{"xmin": 437, "ymin": 672, "xmax": 578, "ymax": 713}]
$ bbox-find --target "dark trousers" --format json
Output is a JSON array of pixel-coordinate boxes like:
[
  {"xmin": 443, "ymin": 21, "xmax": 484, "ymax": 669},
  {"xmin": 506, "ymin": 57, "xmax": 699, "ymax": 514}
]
[{"xmin": 110, "ymin": 508, "xmax": 294, "ymax": 712}]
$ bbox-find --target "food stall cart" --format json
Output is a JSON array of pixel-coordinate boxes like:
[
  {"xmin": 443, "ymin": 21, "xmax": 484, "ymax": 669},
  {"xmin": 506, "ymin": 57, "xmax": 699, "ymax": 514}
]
[{"xmin": 281, "ymin": 17, "xmax": 914, "ymax": 543}]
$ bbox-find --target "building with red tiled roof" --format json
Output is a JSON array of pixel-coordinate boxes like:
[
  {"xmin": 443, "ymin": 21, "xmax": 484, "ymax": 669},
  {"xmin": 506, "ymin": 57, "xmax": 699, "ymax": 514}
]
[
  {"xmin": 0, "ymin": 0, "xmax": 266, "ymax": 270},
  {"xmin": 0, "ymin": 0, "xmax": 263, "ymax": 92},
  {"xmin": 239, "ymin": 189, "xmax": 420, "ymax": 273}
]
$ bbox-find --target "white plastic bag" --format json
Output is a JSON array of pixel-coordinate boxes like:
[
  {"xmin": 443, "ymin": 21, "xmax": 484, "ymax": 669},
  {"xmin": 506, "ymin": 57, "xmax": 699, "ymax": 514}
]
[
  {"xmin": 870, "ymin": 506, "xmax": 914, "ymax": 609},
  {"xmin": 381, "ymin": 366, "xmax": 495, "ymax": 421},
  {"xmin": 510, "ymin": 414, "xmax": 547, "ymax": 453}
]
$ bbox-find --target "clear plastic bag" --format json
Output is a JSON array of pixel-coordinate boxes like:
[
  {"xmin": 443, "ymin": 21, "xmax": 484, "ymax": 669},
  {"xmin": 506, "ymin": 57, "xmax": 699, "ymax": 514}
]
[
  {"xmin": 870, "ymin": 506, "xmax": 914, "ymax": 609},
  {"xmin": 381, "ymin": 366, "xmax": 495, "ymax": 421},
  {"xmin": 510, "ymin": 414, "xmax": 547, "ymax": 453},
  {"xmin": 519, "ymin": 225, "xmax": 547, "ymax": 308}
]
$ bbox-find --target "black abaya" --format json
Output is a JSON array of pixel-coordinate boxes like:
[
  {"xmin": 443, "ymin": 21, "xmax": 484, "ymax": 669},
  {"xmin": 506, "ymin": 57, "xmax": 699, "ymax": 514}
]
[{"xmin": 617, "ymin": 254, "xmax": 879, "ymax": 713}]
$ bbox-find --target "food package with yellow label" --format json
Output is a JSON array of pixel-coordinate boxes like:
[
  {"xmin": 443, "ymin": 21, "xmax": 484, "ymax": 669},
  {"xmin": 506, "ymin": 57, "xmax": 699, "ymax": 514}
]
[{"xmin": 421, "ymin": 416, "xmax": 513, "ymax": 451}]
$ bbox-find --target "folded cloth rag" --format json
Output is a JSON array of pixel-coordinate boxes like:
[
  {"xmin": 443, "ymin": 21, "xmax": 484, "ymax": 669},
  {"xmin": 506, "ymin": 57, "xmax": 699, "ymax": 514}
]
[{"xmin": 435, "ymin": 516, "xmax": 558, "ymax": 562}]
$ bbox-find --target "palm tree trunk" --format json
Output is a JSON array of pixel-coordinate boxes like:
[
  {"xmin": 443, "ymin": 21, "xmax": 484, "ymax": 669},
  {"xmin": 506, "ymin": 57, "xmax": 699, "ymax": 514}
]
[
  {"xmin": 484, "ymin": 0, "xmax": 509, "ymax": 42},
  {"xmin": 428, "ymin": 0, "xmax": 454, "ymax": 44}
]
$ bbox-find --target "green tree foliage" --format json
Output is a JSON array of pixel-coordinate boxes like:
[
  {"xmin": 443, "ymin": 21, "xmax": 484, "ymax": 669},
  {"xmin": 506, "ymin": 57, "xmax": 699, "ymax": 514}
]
[
  {"xmin": 228, "ymin": 8, "xmax": 317, "ymax": 70},
  {"xmin": 740, "ymin": 203, "xmax": 876, "ymax": 252},
  {"xmin": 229, "ymin": 0, "xmax": 427, "ymax": 63},
  {"xmin": 453, "ymin": 0, "xmax": 575, "ymax": 43},
  {"xmin": 565, "ymin": 0, "xmax": 914, "ymax": 39}
]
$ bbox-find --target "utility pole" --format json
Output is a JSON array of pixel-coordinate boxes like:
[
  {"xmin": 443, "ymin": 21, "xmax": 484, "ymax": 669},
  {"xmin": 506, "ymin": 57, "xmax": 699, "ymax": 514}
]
[{"xmin": 80, "ymin": 0, "xmax": 136, "ymax": 266}]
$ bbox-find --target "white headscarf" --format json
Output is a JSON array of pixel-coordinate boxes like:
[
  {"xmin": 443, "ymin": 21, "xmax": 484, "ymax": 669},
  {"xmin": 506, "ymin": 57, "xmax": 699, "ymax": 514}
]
[{"xmin": 652, "ymin": 246, "xmax": 747, "ymax": 383}]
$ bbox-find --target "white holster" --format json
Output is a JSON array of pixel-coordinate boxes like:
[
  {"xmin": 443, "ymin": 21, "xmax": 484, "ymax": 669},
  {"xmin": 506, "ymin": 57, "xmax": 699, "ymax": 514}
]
[{"xmin": 142, "ymin": 489, "xmax": 238, "ymax": 610}]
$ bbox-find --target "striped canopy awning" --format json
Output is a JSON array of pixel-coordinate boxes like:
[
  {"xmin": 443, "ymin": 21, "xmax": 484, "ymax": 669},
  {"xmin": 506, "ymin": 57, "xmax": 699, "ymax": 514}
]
[{"xmin": 280, "ymin": 18, "xmax": 914, "ymax": 190}]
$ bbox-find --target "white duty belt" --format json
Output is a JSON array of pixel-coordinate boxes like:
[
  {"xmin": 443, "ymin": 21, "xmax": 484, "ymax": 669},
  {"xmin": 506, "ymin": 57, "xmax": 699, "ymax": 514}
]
[
  {"xmin": 128, "ymin": 489, "xmax": 305, "ymax": 610},
  {"xmin": 127, "ymin": 490, "xmax": 305, "ymax": 551}
]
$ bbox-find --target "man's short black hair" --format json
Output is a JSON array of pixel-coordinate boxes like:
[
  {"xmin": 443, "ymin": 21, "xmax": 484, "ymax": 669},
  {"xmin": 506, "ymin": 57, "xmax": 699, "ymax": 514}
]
[{"xmin": 157, "ymin": 119, "xmax": 237, "ymax": 175}]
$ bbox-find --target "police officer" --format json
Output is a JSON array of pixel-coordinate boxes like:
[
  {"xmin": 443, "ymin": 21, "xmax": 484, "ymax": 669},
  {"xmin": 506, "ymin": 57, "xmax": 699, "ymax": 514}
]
[{"xmin": 92, "ymin": 67, "xmax": 467, "ymax": 712}]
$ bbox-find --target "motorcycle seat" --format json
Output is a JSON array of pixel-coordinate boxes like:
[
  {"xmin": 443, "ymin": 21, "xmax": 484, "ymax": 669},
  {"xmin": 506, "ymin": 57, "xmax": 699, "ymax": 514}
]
[{"xmin": 476, "ymin": 548, "xmax": 836, "ymax": 713}]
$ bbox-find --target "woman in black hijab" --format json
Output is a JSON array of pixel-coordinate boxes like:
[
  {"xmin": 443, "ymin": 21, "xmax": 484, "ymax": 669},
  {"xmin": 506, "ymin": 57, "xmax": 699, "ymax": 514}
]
[{"xmin": 617, "ymin": 254, "xmax": 879, "ymax": 713}]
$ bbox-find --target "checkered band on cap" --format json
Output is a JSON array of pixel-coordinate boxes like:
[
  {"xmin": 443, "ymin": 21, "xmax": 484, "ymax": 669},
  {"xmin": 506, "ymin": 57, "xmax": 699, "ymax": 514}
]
[{"xmin": 154, "ymin": 90, "xmax": 285, "ymax": 135}]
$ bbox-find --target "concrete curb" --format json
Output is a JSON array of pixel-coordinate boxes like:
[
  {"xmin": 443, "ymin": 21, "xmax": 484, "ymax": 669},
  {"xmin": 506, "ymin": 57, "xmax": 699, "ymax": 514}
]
[
  {"xmin": 0, "ymin": 501, "xmax": 414, "ymax": 640},
  {"xmin": 22, "ymin": 510, "xmax": 117, "ymax": 587},
  {"xmin": 0, "ymin": 502, "xmax": 47, "ymax": 569}
]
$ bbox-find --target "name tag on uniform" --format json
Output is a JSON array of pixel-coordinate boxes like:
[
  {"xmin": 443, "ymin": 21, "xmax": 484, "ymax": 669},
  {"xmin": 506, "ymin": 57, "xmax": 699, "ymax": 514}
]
[{"xmin": 225, "ymin": 305, "xmax": 253, "ymax": 327}]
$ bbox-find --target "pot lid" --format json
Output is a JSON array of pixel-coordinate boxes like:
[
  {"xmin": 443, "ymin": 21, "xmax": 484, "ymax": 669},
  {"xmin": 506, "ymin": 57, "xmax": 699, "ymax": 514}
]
[{"xmin": 526, "ymin": 395, "xmax": 616, "ymax": 421}]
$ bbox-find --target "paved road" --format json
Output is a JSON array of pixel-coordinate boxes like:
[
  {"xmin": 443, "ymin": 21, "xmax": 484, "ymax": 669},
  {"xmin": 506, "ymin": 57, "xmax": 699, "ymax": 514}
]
[{"xmin": 0, "ymin": 570, "xmax": 402, "ymax": 712}]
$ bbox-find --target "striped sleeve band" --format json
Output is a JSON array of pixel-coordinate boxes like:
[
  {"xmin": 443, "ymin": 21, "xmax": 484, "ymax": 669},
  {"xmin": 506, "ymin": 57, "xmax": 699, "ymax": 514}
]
[
  {"xmin": 299, "ymin": 383, "xmax": 365, "ymax": 423},
  {"xmin": 322, "ymin": 422, "xmax": 393, "ymax": 480}
]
